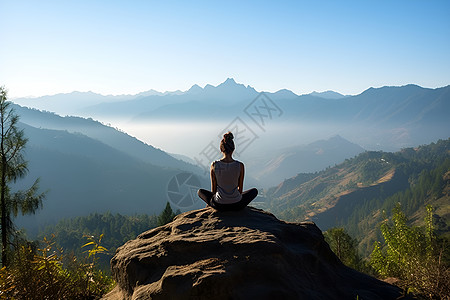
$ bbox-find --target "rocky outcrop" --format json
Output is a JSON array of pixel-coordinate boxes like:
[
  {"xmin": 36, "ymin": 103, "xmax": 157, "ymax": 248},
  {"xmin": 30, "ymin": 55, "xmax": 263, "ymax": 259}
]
[{"xmin": 104, "ymin": 207, "xmax": 403, "ymax": 300}]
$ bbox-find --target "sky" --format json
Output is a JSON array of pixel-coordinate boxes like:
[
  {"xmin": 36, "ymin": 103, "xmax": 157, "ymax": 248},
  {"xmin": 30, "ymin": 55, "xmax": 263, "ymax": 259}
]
[{"xmin": 1, "ymin": 0, "xmax": 449, "ymax": 98}]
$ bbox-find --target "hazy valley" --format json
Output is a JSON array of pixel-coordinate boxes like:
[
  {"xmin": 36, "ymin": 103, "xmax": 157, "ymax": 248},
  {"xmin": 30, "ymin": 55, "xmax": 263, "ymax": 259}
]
[{"xmin": 11, "ymin": 79, "xmax": 449, "ymax": 238}]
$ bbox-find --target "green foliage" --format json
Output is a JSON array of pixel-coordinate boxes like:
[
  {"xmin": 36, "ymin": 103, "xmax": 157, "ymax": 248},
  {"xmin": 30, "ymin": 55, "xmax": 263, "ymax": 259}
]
[
  {"xmin": 0, "ymin": 87, "xmax": 45, "ymax": 267},
  {"xmin": 39, "ymin": 212, "xmax": 158, "ymax": 272},
  {"xmin": 370, "ymin": 204, "xmax": 449, "ymax": 298},
  {"xmin": 157, "ymin": 202, "xmax": 176, "ymax": 226},
  {"xmin": 268, "ymin": 138, "xmax": 450, "ymax": 258},
  {"xmin": 82, "ymin": 234, "xmax": 109, "ymax": 265},
  {"xmin": 38, "ymin": 206, "xmax": 179, "ymax": 272},
  {"xmin": 381, "ymin": 157, "xmax": 450, "ymax": 217},
  {"xmin": 358, "ymin": 155, "xmax": 392, "ymax": 185},
  {"xmin": 0, "ymin": 204, "xmax": 179, "ymax": 298},
  {"xmin": 323, "ymin": 227, "xmax": 363, "ymax": 271},
  {"xmin": 0, "ymin": 235, "xmax": 114, "ymax": 299}
]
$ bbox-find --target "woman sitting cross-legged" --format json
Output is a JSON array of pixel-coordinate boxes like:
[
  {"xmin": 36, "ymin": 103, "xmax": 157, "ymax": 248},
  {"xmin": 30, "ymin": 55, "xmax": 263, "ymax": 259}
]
[{"xmin": 197, "ymin": 131, "xmax": 258, "ymax": 211}]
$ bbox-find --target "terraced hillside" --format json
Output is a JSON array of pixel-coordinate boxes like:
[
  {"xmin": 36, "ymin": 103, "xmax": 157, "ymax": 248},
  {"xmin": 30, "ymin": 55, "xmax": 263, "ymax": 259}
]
[{"xmin": 265, "ymin": 139, "xmax": 450, "ymax": 253}]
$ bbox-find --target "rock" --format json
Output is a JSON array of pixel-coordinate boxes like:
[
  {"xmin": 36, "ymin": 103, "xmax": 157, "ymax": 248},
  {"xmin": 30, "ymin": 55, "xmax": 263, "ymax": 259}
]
[{"xmin": 103, "ymin": 207, "xmax": 403, "ymax": 300}]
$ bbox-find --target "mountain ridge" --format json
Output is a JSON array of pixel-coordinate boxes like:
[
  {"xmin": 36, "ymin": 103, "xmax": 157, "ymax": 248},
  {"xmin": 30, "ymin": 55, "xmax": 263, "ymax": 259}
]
[
  {"xmin": 249, "ymin": 135, "xmax": 365, "ymax": 187},
  {"xmin": 12, "ymin": 104, "xmax": 202, "ymax": 173},
  {"xmin": 308, "ymin": 90, "xmax": 347, "ymax": 99},
  {"xmin": 14, "ymin": 123, "xmax": 206, "ymax": 236},
  {"xmin": 13, "ymin": 80, "xmax": 450, "ymax": 153}
]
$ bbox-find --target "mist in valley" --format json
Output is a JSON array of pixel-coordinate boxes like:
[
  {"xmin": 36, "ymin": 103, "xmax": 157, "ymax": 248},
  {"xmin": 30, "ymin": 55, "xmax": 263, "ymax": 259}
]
[
  {"xmin": 9, "ymin": 80, "xmax": 450, "ymax": 238},
  {"xmin": 100, "ymin": 116, "xmax": 437, "ymax": 184}
]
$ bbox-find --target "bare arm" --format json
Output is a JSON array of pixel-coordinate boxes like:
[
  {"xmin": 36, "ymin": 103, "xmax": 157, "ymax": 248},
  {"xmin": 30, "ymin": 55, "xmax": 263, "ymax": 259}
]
[
  {"xmin": 238, "ymin": 162, "xmax": 244, "ymax": 193},
  {"xmin": 210, "ymin": 163, "xmax": 217, "ymax": 193}
]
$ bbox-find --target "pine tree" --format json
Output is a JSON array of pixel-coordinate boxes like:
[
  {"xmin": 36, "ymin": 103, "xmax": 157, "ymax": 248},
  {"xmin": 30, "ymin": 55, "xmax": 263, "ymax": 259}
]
[
  {"xmin": 323, "ymin": 227, "xmax": 362, "ymax": 270},
  {"xmin": 157, "ymin": 202, "xmax": 176, "ymax": 226},
  {"xmin": 0, "ymin": 87, "xmax": 45, "ymax": 267}
]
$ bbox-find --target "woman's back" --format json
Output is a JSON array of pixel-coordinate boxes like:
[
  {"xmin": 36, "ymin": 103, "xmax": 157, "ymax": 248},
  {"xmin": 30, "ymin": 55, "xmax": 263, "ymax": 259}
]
[
  {"xmin": 197, "ymin": 131, "xmax": 258, "ymax": 211},
  {"xmin": 213, "ymin": 160, "xmax": 242, "ymax": 204}
]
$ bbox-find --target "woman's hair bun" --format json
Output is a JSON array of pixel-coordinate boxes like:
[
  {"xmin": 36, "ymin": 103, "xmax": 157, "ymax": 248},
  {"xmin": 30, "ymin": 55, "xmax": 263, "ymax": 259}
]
[
  {"xmin": 223, "ymin": 131, "xmax": 234, "ymax": 141},
  {"xmin": 220, "ymin": 131, "xmax": 235, "ymax": 154}
]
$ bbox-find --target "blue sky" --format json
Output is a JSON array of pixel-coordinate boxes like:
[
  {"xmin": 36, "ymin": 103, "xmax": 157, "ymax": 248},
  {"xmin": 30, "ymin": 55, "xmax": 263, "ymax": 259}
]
[{"xmin": 1, "ymin": 0, "xmax": 449, "ymax": 98}]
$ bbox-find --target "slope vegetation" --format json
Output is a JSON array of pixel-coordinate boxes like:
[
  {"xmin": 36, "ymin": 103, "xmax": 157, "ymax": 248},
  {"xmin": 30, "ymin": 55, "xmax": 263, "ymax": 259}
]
[{"xmin": 265, "ymin": 138, "xmax": 450, "ymax": 253}]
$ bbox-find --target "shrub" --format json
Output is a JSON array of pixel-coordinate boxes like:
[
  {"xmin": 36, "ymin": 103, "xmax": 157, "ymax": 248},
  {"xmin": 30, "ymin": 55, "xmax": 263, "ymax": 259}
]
[
  {"xmin": 370, "ymin": 204, "xmax": 449, "ymax": 298},
  {"xmin": 0, "ymin": 235, "xmax": 114, "ymax": 299}
]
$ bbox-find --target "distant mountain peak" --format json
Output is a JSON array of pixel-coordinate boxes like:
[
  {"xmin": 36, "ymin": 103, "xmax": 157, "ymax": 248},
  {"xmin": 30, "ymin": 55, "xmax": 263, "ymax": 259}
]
[
  {"xmin": 136, "ymin": 89, "xmax": 164, "ymax": 97},
  {"xmin": 216, "ymin": 78, "xmax": 239, "ymax": 89},
  {"xmin": 272, "ymin": 89, "xmax": 298, "ymax": 98},
  {"xmin": 216, "ymin": 78, "xmax": 257, "ymax": 93},
  {"xmin": 223, "ymin": 77, "xmax": 236, "ymax": 85},
  {"xmin": 361, "ymin": 84, "xmax": 425, "ymax": 96},
  {"xmin": 187, "ymin": 84, "xmax": 203, "ymax": 94},
  {"xmin": 191, "ymin": 78, "xmax": 258, "ymax": 99},
  {"xmin": 309, "ymin": 90, "xmax": 346, "ymax": 99},
  {"xmin": 329, "ymin": 134, "xmax": 345, "ymax": 141}
]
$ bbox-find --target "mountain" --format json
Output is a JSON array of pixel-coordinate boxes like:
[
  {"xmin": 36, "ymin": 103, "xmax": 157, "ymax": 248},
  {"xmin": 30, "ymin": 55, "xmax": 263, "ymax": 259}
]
[
  {"xmin": 127, "ymin": 82, "xmax": 450, "ymax": 151},
  {"xmin": 309, "ymin": 90, "xmax": 347, "ymax": 99},
  {"xmin": 12, "ymin": 80, "xmax": 450, "ymax": 158},
  {"xmin": 263, "ymin": 138, "xmax": 450, "ymax": 254},
  {"xmin": 347, "ymin": 84, "xmax": 449, "ymax": 125},
  {"xmin": 12, "ymin": 104, "xmax": 202, "ymax": 173},
  {"xmin": 12, "ymin": 89, "xmax": 186, "ymax": 116},
  {"xmin": 202, "ymin": 77, "xmax": 258, "ymax": 100},
  {"xmin": 277, "ymin": 84, "xmax": 450, "ymax": 150},
  {"xmin": 12, "ymin": 91, "xmax": 134, "ymax": 116},
  {"xmin": 13, "ymin": 123, "xmax": 208, "ymax": 236},
  {"xmin": 10, "ymin": 105, "xmax": 209, "ymax": 236},
  {"xmin": 267, "ymin": 88, "xmax": 299, "ymax": 100},
  {"xmin": 248, "ymin": 135, "xmax": 365, "ymax": 187},
  {"xmin": 279, "ymin": 84, "xmax": 450, "ymax": 124},
  {"xmin": 79, "ymin": 78, "xmax": 259, "ymax": 119}
]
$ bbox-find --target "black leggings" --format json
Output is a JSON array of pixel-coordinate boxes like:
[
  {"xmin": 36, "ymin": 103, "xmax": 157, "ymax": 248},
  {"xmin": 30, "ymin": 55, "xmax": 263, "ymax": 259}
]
[{"xmin": 197, "ymin": 188, "xmax": 258, "ymax": 211}]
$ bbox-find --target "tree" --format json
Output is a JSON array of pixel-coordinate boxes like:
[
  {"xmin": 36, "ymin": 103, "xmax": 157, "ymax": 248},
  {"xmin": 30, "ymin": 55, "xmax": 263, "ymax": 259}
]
[
  {"xmin": 0, "ymin": 86, "xmax": 45, "ymax": 267},
  {"xmin": 323, "ymin": 227, "xmax": 362, "ymax": 270},
  {"xmin": 157, "ymin": 202, "xmax": 176, "ymax": 226}
]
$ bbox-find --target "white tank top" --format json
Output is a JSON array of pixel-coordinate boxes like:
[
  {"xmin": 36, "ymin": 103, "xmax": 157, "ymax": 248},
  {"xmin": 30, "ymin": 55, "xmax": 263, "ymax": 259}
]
[{"xmin": 213, "ymin": 160, "xmax": 242, "ymax": 204}]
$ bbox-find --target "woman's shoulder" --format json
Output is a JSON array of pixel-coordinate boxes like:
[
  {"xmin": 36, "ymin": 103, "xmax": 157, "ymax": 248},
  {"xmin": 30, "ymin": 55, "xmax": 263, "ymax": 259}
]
[
  {"xmin": 232, "ymin": 160, "xmax": 244, "ymax": 170},
  {"xmin": 213, "ymin": 159, "xmax": 243, "ymax": 166},
  {"xmin": 211, "ymin": 160, "xmax": 222, "ymax": 167}
]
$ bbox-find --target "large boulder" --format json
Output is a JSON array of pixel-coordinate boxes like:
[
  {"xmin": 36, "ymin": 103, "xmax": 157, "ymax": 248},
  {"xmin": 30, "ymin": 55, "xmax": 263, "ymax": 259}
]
[{"xmin": 104, "ymin": 207, "xmax": 403, "ymax": 299}]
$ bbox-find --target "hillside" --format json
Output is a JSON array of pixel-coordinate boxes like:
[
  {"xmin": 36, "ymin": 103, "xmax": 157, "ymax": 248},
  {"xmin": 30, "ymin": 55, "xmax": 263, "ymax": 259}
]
[
  {"xmin": 249, "ymin": 135, "xmax": 365, "ymax": 187},
  {"xmin": 264, "ymin": 138, "xmax": 450, "ymax": 253},
  {"xmin": 12, "ymin": 104, "xmax": 202, "ymax": 173},
  {"xmin": 13, "ymin": 122, "xmax": 208, "ymax": 236}
]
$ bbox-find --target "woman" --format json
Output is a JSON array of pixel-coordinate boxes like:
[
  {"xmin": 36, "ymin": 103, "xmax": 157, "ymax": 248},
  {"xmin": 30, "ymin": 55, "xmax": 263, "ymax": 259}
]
[{"xmin": 197, "ymin": 132, "xmax": 258, "ymax": 211}]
